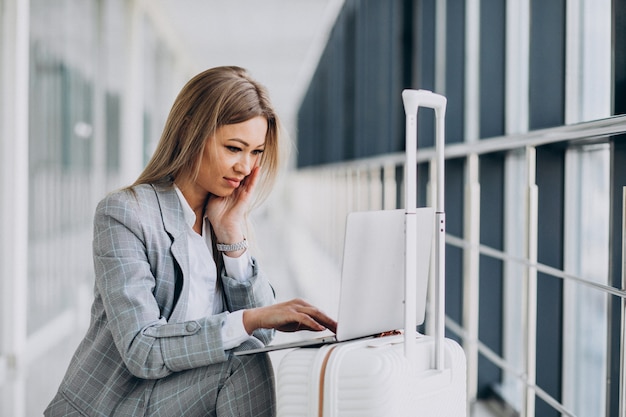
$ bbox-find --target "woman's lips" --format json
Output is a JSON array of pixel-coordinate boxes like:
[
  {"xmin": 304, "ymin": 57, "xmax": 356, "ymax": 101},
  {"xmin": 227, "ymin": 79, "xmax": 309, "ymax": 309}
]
[{"xmin": 224, "ymin": 177, "xmax": 241, "ymax": 188}]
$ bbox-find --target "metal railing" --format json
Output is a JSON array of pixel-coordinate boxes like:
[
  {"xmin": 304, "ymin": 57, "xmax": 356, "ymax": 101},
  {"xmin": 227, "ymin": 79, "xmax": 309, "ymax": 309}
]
[{"xmin": 284, "ymin": 115, "xmax": 626, "ymax": 417}]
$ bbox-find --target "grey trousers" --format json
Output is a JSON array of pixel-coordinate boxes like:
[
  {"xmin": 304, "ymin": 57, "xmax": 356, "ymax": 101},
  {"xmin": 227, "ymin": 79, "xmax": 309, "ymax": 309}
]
[
  {"xmin": 148, "ymin": 352, "xmax": 275, "ymax": 416},
  {"xmin": 44, "ymin": 353, "xmax": 275, "ymax": 417}
]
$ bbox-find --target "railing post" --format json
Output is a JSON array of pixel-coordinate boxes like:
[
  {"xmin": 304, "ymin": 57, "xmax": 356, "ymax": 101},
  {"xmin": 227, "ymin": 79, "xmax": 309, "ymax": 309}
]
[
  {"xmin": 619, "ymin": 187, "xmax": 626, "ymax": 416},
  {"xmin": 463, "ymin": 153, "xmax": 481, "ymax": 407},
  {"xmin": 383, "ymin": 164, "xmax": 397, "ymax": 210},
  {"xmin": 522, "ymin": 146, "xmax": 538, "ymax": 417},
  {"xmin": 368, "ymin": 165, "xmax": 382, "ymax": 210}
]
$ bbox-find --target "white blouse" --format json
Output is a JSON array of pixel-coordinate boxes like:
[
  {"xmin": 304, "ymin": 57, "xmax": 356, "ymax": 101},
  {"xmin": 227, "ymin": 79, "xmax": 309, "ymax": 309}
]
[{"xmin": 174, "ymin": 185, "xmax": 252, "ymax": 350}]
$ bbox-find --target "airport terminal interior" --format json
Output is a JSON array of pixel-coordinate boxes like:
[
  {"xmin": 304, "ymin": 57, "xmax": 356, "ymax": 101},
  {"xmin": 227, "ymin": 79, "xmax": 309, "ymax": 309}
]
[{"xmin": 2, "ymin": 0, "xmax": 626, "ymax": 416}]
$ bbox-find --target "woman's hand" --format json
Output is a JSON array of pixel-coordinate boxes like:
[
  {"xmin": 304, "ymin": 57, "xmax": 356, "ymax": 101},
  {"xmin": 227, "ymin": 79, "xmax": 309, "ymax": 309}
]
[
  {"xmin": 205, "ymin": 166, "xmax": 260, "ymax": 256},
  {"xmin": 243, "ymin": 299, "xmax": 338, "ymax": 335}
]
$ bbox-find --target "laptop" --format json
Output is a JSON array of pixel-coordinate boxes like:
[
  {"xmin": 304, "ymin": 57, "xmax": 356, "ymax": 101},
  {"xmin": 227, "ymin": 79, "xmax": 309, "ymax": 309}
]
[{"xmin": 234, "ymin": 207, "xmax": 434, "ymax": 356}]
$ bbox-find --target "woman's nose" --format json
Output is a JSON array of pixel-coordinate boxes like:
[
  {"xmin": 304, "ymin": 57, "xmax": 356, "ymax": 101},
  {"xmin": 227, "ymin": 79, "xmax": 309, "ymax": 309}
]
[{"xmin": 234, "ymin": 155, "xmax": 253, "ymax": 175}]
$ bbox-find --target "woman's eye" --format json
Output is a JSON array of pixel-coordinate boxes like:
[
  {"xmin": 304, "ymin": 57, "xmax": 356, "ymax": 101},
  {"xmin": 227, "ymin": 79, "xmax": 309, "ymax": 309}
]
[
  {"xmin": 226, "ymin": 146, "xmax": 241, "ymax": 153},
  {"xmin": 252, "ymin": 149, "xmax": 265, "ymax": 156}
]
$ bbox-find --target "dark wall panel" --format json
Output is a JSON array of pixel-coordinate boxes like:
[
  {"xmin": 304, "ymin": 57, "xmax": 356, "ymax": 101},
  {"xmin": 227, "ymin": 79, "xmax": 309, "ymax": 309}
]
[
  {"xmin": 297, "ymin": 0, "xmax": 410, "ymax": 168},
  {"xmin": 479, "ymin": 0, "xmax": 506, "ymax": 138},
  {"xmin": 415, "ymin": 0, "xmax": 436, "ymax": 149},
  {"xmin": 529, "ymin": 0, "xmax": 565, "ymax": 129},
  {"xmin": 444, "ymin": 158, "xmax": 465, "ymax": 328},
  {"xmin": 608, "ymin": 137, "xmax": 626, "ymax": 416},
  {"xmin": 614, "ymin": 0, "xmax": 626, "ymax": 115},
  {"xmin": 535, "ymin": 146, "xmax": 565, "ymax": 417},
  {"xmin": 477, "ymin": 153, "xmax": 505, "ymax": 397},
  {"xmin": 445, "ymin": 0, "xmax": 465, "ymax": 144}
]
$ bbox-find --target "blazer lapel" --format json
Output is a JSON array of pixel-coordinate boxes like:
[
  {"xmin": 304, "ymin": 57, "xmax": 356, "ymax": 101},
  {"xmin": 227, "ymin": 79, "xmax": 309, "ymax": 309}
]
[{"xmin": 152, "ymin": 183, "xmax": 190, "ymax": 322}]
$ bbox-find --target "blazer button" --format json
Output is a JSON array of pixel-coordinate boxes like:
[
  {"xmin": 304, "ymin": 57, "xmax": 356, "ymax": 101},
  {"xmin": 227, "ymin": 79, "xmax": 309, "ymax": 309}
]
[{"xmin": 186, "ymin": 322, "xmax": 198, "ymax": 332}]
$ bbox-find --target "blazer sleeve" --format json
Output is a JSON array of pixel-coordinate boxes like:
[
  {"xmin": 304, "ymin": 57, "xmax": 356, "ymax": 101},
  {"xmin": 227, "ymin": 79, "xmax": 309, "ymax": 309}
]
[
  {"xmin": 93, "ymin": 190, "xmax": 241, "ymax": 379},
  {"xmin": 221, "ymin": 260, "xmax": 276, "ymax": 346}
]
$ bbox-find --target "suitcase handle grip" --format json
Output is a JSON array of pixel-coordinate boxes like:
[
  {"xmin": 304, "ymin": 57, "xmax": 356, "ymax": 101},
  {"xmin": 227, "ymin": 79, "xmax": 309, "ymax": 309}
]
[
  {"xmin": 402, "ymin": 89, "xmax": 447, "ymax": 118},
  {"xmin": 402, "ymin": 89, "xmax": 446, "ymax": 213},
  {"xmin": 402, "ymin": 89, "xmax": 447, "ymax": 371}
]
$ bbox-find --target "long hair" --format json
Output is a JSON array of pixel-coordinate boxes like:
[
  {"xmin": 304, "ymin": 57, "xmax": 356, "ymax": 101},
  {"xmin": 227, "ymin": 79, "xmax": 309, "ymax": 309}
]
[{"xmin": 132, "ymin": 66, "xmax": 283, "ymax": 207}]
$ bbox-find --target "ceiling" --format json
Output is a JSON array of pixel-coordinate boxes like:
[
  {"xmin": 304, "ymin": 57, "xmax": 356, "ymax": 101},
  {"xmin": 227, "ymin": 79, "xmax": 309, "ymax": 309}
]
[{"xmin": 155, "ymin": 0, "xmax": 344, "ymax": 133}]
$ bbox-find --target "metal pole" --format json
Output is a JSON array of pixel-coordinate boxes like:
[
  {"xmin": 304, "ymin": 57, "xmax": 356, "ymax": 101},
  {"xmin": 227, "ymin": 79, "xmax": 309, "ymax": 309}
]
[
  {"xmin": 434, "ymin": 103, "xmax": 447, "ymax": 371},
  {"xmin": 0, "ymin": 1, "xmax": 30, "ymax": 416},
  {"xmin": 402, "ymin": 89, "xmax": 447, "ymax": 370},
  {"xmin": 523, "ymin": 146, "xmax": 538, "ymax": 417},
  {"xmin": 463, "ymin": 153, "xmax": 481, "ymax": 405},
  {"xmin": 619, "ymin": 187, "xmax": 626, "ymax": 416},
  {"xmin": 403, "ymin": 108, "xmax": 418, "ymax": 363}
]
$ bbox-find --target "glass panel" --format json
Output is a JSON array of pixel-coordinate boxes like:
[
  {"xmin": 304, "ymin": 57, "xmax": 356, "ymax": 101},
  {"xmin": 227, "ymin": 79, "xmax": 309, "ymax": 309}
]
[
  {"xmin": 562, "ymin": 143, "xmax": 610, "ymax": 417},
  {"xmin": 27, "ymin": 0, "xmax": 100, "ymax": 415},
  {"xmin": 102, "ymin": 0, "xmax": 126, "ymax": 190},
  {"xmin": 529, "ymin": 0, "xmax": 566, "ymax": 129},
  {"xmin": 142, "ymin": 16, "xmax": 174, "ymax": 168},
  {"xmin": 578, "ymin": 0, "xmax": 611, "ymax": 121},
  {"xmin": 28, "ymin": 0, "xmax": 97, "ymax": 334}
]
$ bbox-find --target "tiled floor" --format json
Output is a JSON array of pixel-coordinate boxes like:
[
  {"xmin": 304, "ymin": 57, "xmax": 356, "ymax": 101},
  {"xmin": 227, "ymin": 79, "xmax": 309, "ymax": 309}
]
[{"xmin": 473, "ymin": 401, "xmax": 505, "ymax": 417}]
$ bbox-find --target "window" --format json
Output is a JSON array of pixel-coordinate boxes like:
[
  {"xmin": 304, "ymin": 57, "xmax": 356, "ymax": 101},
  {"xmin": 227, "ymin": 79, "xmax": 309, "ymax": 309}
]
[{"xmin": 562, "ymin": 144, "xmax": 610, "ymax": 417}]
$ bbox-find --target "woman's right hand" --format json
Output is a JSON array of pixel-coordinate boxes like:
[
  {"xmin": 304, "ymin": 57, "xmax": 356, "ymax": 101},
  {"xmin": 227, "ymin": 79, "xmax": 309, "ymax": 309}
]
[{"xmin": 243, "ymin": 299, "xmax": 337, "ymax": 335}]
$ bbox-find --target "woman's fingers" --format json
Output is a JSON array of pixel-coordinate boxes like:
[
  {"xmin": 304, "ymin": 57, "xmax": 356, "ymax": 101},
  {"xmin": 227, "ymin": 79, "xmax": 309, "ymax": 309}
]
[
  {"xmin": 294, "ymin": 304, "xmax": 337, "ymax": 333},
  {"xmin": 311, "ymin": 310, "xmax": 338, "ymax": 334},
  {"xmin": 282, "ymin": 299, "xmax": 337, "ymax": 333},
  {"xmin": 227, "ymin": 166, "xmax": 260, "ymax": 208},
  {"xmin": 205, "ymin": 166, "xmax": 260, "ymax": 237},
  {"xmin": 240, "ymin": 165, "xmax": 260, "ymax": 195},
  {"xmin": 243, "ymin": 299, "xmax": 338, "ymax": 334}
]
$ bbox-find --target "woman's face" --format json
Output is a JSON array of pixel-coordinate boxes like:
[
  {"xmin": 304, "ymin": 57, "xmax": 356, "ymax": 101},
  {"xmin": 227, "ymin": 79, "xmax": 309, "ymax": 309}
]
[{"xmin": 196, "ymin": 116, "xmax": 268, "ymax": 198}]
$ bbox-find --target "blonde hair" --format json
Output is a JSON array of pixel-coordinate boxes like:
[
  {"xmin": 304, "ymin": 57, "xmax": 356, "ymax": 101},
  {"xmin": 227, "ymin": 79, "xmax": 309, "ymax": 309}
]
[{"xmin": 132, "ymin": 66, "xmax": 283, "ymax": 207}]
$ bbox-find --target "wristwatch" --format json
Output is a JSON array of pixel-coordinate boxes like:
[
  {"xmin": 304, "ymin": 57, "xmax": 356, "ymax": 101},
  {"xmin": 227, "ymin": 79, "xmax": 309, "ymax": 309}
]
[{"xmin": 216, "ymin": 239, "xmax": 248, "ymax": 252}]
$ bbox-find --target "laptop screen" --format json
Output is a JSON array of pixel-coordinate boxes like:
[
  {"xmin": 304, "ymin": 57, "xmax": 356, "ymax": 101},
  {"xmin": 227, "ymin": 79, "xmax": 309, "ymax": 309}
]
[{"xmin": 335, "ymin": 208, "xmax": 434, "ymax": 341}]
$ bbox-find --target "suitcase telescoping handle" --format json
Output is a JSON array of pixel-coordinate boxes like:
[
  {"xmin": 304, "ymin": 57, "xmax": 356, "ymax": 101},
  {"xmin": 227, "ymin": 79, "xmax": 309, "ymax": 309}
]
[{"xmin": 402, "ymin": 89, "xmax": 447, "ymax": 371}]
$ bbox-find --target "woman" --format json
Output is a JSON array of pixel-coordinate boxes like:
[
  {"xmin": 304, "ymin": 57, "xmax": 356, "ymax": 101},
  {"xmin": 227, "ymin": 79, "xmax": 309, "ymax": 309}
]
[{"xmin": 45, "ymin": 66, "xmax": 337, "ymax": 417}]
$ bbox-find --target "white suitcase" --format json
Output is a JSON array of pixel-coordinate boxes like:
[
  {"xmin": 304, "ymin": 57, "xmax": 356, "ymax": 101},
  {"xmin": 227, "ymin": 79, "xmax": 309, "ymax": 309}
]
[
  {"xmin": 277, "ymin": 334, "xmax": 467, "ymax": 416},
  {"xmin": 276, "ymin": 90, "xmax": 467, "ymax": 417}
]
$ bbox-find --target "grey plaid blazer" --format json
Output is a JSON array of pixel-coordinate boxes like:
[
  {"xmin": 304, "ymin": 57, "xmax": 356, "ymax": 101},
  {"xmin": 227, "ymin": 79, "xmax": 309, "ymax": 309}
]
[{"xmin": 45, "ymin": 183, "xmax": 275, "ymax": 416}]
